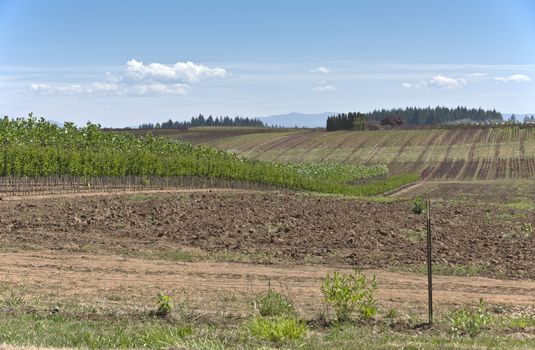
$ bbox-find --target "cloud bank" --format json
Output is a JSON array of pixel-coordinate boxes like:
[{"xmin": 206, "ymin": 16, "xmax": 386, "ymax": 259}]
[
  {"xmin": 29, "ymin": 59, "xmax": 227, "ymax": 96},
  {"xmin": 310, "ymin": 66, "xmax": 331, "ymax": 74},
  {"xmin": 120, "ymin": 59, "xmax": 227, "ymax": 84},
  {"xmin": 494, "ymin": 74, "xmax": 531, "ymax": 83},
  {"xmin": 429, "ymin": 75, "xmax": 466, "ymax": 89},
  {"xmin": 313, "ymin": 84, "xmax": 336, "ymax": 92},
  {"xmin": 402, "ymin": 75, "xmax": 466, "ymax": 89}
]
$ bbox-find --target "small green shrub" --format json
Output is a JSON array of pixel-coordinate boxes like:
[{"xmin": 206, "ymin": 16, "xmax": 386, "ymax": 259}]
[
  {"xmin": 412, "ymin": 196, "xmax": 425, "ymax": 215},
  {"xmin": 247, "ymin": 316, "xmax": 307, "ymax": 342},
  {"xmin": 321, "ymin": 269, "xmax": 378, "ymax": 323},
  {"xmin": 155, "ymin": 292, "xmax": 174, "ymax": 318},
  {"xmin": 254, "ymin": 289, "xmax": 295, "ymax": 317},
  {"xmin": 385, "ymin": 308, "xmax": 399, "ymax": 326},
  {"xmin": 448, "ymin": 299, "xmax": 492, "ymax": 337}
]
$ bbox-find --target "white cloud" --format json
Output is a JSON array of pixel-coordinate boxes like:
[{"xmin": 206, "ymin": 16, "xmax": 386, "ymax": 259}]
[
  {"xmin": 30, "ymin": 83, "xmax": 90, "ymax": 95},
  {"xmin": 129, "ymin": 83, "xmax": 188, "ymax": 96},
  {"xmin": 401, "ymin": 81, "xmax": 427, "ymax": 89},
  {"xmin": 120, "ymin": 59, "xmax": 227, "ymax": 83},
  {"xmin": 428, "ymin": 75, "xmax": 464, "ymax": 89},
  {"xmin": 29, "ymin": 59, "xmax": 226, "ymax": 96},
  {"xmin": 29, "ymin": 81, "xmax": 188, "ymax": 96},
  {"xmin": 402, "ymin": 75, "xmax": 466, "ymax": 89},
  {"xmin": 313, "ymin": 85, "xmax": 336, "ymax": 92},
  {"xmin": 310, "ymin": 66, "xmax": 331, "ymax": 74},
  {"xmin": 494, "ymin": 74, "xmax": 531, "ymax": 83}
]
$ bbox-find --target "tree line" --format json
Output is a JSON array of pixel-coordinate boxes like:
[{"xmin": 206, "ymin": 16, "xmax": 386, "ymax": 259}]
[
  {"xmin": 326, "ymin": 106, "xmax": 503, "ymax": 131},
  {"xmin": 139, "ymin": 115, "xmax": 265, "ymax": 129}
]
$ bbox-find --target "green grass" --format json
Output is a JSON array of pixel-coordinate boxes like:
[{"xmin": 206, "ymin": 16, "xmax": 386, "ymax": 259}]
[
  {"xmin": 392, "ymin": 263, "xmax": 490, "ymax": 277},
  {"xmin": 3, "ymin": 308, "xmax": 535, "ymax": 349},
  {"xmin": 245, "ymin": 316, "xmax": 307, "ymax": 342},
  {"xmin": 124, "ymin": 248, "xmax": 276, "ymax": 264},
  {"xmin": 404, "ymin": 229, "xmax": 426, "ymax": 243},
  {"xmin": 0, "ymin": 314, "xmax": 192, "ymax": 349},
  {"xmin": 505, "ymin": 199, "xmax": 535, "ymax": 210},
  {"xmin": 253, "ymin": 289, "xmax": 295, "ymax": 317},
  {"xmin": 494, "ymin": 315, "xmax": 535, "ymax": 329},
  {"xmin": 128, "ymin": 193, "xmax": 160, "ymax": 202}
]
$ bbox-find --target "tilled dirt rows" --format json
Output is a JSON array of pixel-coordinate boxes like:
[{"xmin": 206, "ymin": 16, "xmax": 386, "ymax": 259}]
[{"xmin": 0, "ymin": 190, "xmax": 534, "ymax": 279}]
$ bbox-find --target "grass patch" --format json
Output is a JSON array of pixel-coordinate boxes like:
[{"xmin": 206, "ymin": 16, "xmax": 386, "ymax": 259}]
[
  {"xmin": 124, "ymin": 248, "xmax": 276, "ymax": 264},
  {"xmin": 253, "ymin": 289, "xmax": 295, "ymax": 317},
  {"xmin": 392, "ymin": 263, "xmax": 489, "ymax": 277},
  {"xmin": 495, "ymin": 315, "xmax": 535, "ymax": 329},
  {"xmin": 245, "ymin": 316, "xmax": 307, "ymax": 342},
  {"xmin": 505, "ymin": 199, "xmax": 535, "ymax": 210},
  {"xmin": 0, "ymin": 313, "xmax": 192, "ymax": 349},
  {"xmin": 3, "ymin": 305, "xmax": 535, "ymax": 349},
  {"xmin": 448, "ymin": 299, "xmax": 493, "ymax": 337},
  {"xmin": 404, "ymin": 229, "xmax": 425, "ymax": 243},
  {"xmin": 301, "ymin": 323, "xmax": 535, "ymax": 350},
  {"xmin": 128, "ymin": 193, "xmax": 159, "ymax": 202},
  {"xmin": 125, "ymin": 249, "xmax": 197, "ymax": 262}
]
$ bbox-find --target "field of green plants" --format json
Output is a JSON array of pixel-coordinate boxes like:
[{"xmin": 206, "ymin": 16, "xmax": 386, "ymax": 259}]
[{"xmin": 0, "ymin": 116, "xmax": 417, "ymax": 196}]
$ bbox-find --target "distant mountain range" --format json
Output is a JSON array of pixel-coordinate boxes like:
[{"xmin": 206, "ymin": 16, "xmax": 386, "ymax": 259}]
[{"xmin": 259, "ymin": 112, "xmax": 335, "ymax": 128}]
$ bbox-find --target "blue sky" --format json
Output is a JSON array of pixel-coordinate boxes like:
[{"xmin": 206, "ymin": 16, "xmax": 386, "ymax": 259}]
[{"xmin": 1, "ymin": 0, "xmax": 534, "ymax": 127}]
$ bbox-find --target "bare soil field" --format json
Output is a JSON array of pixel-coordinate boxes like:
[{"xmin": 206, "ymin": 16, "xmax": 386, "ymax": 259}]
[
  {"xmin": 2, "ymin": 250, "xmax": 535, "ymax": 321},
  {"xmin": 2, "ymin": 189, "xmax": 535, "ymax": 348},
  {"xmin": 1, "ymin": 190, "xmax": 534, "ymax": 280},
  {"xmin": 395, "ymin": 180, "xmax": 535, "ymax": 204}
]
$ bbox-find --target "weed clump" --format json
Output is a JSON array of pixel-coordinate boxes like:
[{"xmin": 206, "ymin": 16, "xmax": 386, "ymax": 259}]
[
  {"xmin": 246, "ymin": 316, "xmax": 307, "ymax": 342},
  {"xmin": 448, "ymin": 298, "xmax": 492, "ymax": 337},
  {"xmin": 321, "ymin": 269, "xmax": 378, "ymax": 323},
  {"xmin": 254, "ymin": 289, "xmax": 295, "ymax": 317},
  {"xmin": 154, "ymin": 292, "xmax": 174, "ymax": 318}
]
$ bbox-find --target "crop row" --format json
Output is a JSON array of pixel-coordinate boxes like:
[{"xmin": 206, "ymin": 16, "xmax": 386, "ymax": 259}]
[
  {"xmin": 420, "ymin": 156, "xmax": 535, "ymax": 180},
  {"xmin": 0, "ymin": 116, "xmax": 416, "ymax": 196}
]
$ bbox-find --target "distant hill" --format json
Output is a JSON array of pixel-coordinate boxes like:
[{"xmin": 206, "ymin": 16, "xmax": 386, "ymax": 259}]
[{"xmin": 259, "ymin": 112, "xmax": 335, "ymax": 128}]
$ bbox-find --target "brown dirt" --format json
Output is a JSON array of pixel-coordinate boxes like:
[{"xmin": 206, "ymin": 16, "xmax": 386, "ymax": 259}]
[
  {"xmin": 395, "ymin": 180, "xmax": 535, "ymax": 204},
  {"xmin": 2, "ymin": 250, "xmax": 535, "ymax": 319},
  {"xmin": 0, "ymin": 190, "xmax": 534, "ymax": 280}
]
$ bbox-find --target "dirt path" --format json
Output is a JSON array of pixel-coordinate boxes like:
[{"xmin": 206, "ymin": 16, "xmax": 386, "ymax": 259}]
[
  {"xmin": 2, "ymin": 251, "xmax": 534, "ymax": 317},
  {"xmin": 386, "ymin": 181, "xmax": 426, "ymax": 197},
  {"xmin": 0, "ymin": 187, "xmax": 246, "ymax": 201}
]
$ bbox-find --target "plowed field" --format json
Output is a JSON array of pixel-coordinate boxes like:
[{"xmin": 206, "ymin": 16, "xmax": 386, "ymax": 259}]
[
  {"xmin": 160, "ymin": 127, "xmax": 535, "ymax": 180},
  {"xmin": 1, "ymin": 190, "xmax": 534, "ymax": 279}
]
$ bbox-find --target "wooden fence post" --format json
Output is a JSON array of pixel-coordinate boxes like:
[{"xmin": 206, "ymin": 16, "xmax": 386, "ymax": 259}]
[{"xmin": 426, "ymin": 199, "xmax": 433, "ymax": 325}]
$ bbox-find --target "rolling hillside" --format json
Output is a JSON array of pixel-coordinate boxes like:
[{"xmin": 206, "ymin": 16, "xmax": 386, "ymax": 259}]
[{"xmin": 186, "ymin": 127, "xmax": 535, "ymax": 181}]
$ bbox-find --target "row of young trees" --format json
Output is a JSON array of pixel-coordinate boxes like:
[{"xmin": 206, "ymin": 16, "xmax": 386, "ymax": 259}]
[
  {"xmin": 139, "ymin": 115, "xmax": 265, "ymax": 129},
  {"xmin": 0, "ymin": 115, "xmax": 417, "ymax": 196},
  {"xmin": 326, "ymin": 106, "xmax": 504, "ymax": 131}
]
